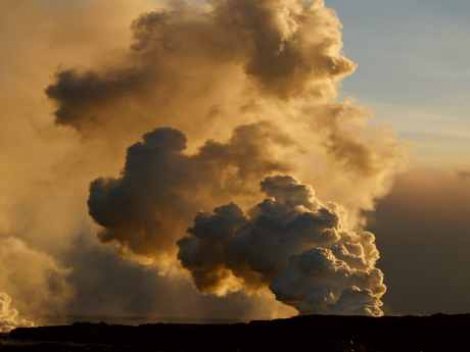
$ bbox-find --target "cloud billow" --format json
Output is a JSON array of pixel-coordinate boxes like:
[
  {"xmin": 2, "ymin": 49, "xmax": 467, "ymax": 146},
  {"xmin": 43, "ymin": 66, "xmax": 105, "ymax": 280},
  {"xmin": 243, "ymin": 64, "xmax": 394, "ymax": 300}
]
[
  {"xmin": 88, "ymin": 123, "xmax": 291, "ymax": 261},
  {"xmin": 178, "ymin": 175, "xmax": 386, "ymax": 316}
]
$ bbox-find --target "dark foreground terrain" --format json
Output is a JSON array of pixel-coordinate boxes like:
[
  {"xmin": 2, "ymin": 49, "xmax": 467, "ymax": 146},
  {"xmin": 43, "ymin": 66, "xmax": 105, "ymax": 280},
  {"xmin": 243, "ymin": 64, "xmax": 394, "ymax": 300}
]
[{"xmin": 1, "ymin": 314, "xmax": 469, "ymax": 351}]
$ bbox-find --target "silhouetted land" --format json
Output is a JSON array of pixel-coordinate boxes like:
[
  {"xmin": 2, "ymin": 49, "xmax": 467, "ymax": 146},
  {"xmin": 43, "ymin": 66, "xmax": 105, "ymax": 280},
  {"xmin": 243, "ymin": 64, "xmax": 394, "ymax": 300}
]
[{"xmin": 1, "ymin": 314, "xmax": 469, "ymax": 351}]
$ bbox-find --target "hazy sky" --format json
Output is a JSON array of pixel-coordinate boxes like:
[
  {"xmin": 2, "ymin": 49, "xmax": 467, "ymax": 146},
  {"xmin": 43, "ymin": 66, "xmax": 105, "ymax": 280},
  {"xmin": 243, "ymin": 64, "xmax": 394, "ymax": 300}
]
[
  {"xmin": 324, "ymin": 0, "xmax": 470, "ymax": 315},
  {"xmin": 329, "ymin": 0, "xmax": 470, "ymax": 169}
]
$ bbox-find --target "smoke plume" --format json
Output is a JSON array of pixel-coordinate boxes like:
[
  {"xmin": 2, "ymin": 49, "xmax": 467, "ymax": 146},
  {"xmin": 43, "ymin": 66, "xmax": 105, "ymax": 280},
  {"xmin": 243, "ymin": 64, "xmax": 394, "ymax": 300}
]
[
  {"xmin": 77, "ymin": 0, "xmax": 400, "ymax": 317},
  {"xmin": 0, "ymin": 0, "xmax": 404, "ymax": 324},
  {"xmin": 178, "ymin": 175, "xmax": 385, "ymax": 316}
]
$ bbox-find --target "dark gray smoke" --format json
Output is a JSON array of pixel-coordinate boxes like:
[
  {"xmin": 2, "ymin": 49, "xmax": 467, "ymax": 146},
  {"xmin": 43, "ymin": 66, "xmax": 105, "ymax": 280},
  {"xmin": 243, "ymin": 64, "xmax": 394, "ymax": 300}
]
[
  {"xmin": 88, "ymin": 122, "xmax": 291, "ymax": 261},
  {"xmin": 178, "ymin": 175, "xmax": 386, "ymax": 316}
]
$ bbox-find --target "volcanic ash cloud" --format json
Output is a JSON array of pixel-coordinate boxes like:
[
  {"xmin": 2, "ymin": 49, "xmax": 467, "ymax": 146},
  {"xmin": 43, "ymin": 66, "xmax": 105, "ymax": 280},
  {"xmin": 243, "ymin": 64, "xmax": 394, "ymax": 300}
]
[
  {"xmin": 5, "ymin": 0, "xmax": 409, "ymax": 320},
  {"xmin": 178, "ymin": 175, "xmax": 386, "ymax": 316},
  {"xmin": 80, "ymin": 0, "xmax": 402, "ymax": 317}
]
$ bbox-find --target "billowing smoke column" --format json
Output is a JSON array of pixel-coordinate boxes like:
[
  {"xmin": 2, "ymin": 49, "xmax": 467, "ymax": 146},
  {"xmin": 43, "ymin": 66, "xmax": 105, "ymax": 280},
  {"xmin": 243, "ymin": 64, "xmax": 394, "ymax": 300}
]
[
  {"xmin": 80, "ymin": 0, "xmax": 401, "ymax": 317},
  {"xmin": 0, "ymin": 0, "xmax": 403, "ymax": 324},
  {"xmin": 178, "ymin": 176, "xmax": 386, "ymax": 316}
]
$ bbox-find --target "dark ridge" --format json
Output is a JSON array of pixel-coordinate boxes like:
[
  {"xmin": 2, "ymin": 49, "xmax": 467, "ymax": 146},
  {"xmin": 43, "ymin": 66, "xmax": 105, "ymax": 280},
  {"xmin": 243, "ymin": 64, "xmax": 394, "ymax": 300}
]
[{"xmin": 3, "ymin": 314, "xmax": 470, "ymax": 351}]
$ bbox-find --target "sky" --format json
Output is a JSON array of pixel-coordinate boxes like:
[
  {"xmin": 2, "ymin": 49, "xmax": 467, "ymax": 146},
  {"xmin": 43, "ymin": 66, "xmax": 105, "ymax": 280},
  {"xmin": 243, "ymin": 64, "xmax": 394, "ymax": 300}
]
[
  {"xmin": 329, "ymin": 0, "xmax": 470, "ymax": 169},
  {"xmin": 325, "ymin": 0, "xmax": 470, "ymax": 314}
]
